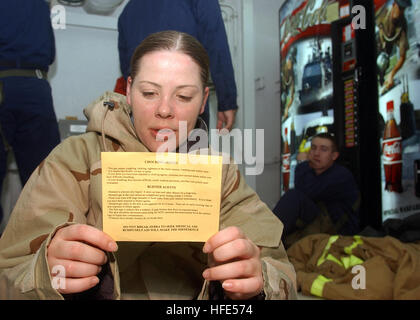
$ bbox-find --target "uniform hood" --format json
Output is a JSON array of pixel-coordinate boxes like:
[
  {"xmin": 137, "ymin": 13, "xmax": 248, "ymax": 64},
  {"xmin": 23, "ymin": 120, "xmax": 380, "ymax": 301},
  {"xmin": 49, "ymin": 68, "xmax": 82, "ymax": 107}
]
[{"xmin": 83, "ymin": 91, "xmax": 148, "ymax": 152}]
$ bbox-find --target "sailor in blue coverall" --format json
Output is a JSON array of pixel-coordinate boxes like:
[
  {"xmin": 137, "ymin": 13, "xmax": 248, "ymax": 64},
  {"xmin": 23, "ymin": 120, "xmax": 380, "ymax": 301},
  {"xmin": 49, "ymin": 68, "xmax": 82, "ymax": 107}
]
[
  {"xmin": 0, "ymin": 0, "xmax": 60, "ymax": 226},
  {"xmin": 118, "ymin": 0, "xmax": 238, "ymax": 130},
  {"xmin": 273, "ymin": 133, "xmax": 360, "ymax": 241}
]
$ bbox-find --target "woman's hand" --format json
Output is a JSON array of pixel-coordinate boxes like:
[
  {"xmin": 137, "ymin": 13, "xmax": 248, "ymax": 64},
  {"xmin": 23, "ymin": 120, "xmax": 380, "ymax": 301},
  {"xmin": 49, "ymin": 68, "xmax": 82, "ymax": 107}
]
[
  {"xmin": 202, "ymin": 226, "xmax": 263, "ymax": 300},
  {"xmin": 47, "ymin": 224, "xmax": 118, "ymax": 294}
]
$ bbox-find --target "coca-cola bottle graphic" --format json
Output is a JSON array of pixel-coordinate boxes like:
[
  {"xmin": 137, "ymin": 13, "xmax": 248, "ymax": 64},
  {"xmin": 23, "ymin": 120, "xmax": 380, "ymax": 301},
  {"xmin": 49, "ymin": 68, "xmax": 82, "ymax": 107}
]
[
  {"xmin": 282, "ymin": 127, "xmax": 291, "ymax": 192},
  {"xmin": 382, "ymin": 100, "xmax": 403, "ymax": 193}
]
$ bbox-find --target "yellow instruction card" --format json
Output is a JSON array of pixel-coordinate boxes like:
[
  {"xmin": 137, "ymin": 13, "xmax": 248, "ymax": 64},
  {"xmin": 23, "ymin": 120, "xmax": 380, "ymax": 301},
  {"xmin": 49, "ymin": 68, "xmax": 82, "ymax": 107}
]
[{"xmin": 102, "ymin": 152, "xmax": 223, "ymax": 242}]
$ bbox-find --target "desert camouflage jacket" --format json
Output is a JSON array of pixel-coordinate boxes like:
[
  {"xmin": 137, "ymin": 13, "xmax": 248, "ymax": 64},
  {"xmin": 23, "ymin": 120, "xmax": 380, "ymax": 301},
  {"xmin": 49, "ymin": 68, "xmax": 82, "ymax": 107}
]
[{"xmin": 0, "ymin": 91, "xmax": 296, "ymax": 300}]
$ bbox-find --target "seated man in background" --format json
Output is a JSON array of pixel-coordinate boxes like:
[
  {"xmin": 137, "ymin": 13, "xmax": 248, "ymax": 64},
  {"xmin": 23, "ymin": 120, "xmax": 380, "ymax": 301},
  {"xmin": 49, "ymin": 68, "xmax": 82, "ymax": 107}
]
[{"xmin": 273, "ymin": 133, "xmax": 360, "ymax": 248}]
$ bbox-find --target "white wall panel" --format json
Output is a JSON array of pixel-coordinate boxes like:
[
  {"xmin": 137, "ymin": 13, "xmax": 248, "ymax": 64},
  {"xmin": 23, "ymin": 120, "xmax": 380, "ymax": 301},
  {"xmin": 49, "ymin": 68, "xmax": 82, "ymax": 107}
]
[{"xmin": 253, "ymin": 0, "xmax": 286, "ymax": 209}]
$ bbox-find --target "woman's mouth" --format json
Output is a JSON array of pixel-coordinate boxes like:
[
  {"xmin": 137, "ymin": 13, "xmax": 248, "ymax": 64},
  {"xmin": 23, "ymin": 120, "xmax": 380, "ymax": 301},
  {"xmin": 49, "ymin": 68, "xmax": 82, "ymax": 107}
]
[{"xmin": 151, "ymin": 128, "xmax": 177, "ymax": 140}]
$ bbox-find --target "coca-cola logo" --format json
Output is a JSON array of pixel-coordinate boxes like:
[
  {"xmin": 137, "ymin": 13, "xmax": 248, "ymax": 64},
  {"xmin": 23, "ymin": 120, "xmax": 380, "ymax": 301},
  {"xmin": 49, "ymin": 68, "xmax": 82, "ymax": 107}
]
[
  {"xmin": 283, "ymin": 153, "xmax": 291, "ymax": 171},
  {"xmin": 382, "ymin": 139, "xmax": 402, "ymax": 163}
]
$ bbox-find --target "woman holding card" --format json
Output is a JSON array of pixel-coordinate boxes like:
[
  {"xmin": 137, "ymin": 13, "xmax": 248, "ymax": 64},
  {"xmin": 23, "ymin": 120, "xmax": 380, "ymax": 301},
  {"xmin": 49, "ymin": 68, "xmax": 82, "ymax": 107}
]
[{"xmin": 0, "ymin": 31, "xmax": 296, "ymax": 300}]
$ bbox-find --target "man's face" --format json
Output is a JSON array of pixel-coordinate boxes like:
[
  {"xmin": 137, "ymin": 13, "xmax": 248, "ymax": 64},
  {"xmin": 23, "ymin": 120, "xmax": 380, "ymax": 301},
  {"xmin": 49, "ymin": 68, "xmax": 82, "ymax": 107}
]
[
  {"xmin": 391, "ymin": 2, "xmax": 404, "ymax": 20},
  {"xmin": 286, "ymin": 58, "xmax": 293, "ymax": 71},
  {"xmin": 308, "ymin": 137, "xmax": 339, "ymax": 175}
]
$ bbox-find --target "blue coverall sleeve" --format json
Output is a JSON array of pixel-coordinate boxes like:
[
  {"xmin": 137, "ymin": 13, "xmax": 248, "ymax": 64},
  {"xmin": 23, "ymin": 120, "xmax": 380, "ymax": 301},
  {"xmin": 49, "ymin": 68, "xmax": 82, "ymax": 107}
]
[
  {"xmin": 294, "ymin": 162, "xmax": 360, "ymax": 233},
  {"xmin": 294, "ymin": 162, "xmax": 323, "ymax": 197},
  {"xmin": 118, "ymin": 15, "xmax": 129, "ymax": 78},
  {"xmin": 293, "ymin": 162, "xmax": 305, "ymax": 188},
  {"xmin": 49, "ymin": 12, "xmax": 56, "ymax": 66},
  {"xmin": 194, "ymin": 0, "xmax": 238, "ymax": 112},
  {"xmin": 294, "ymin": 162, "xmax": 338, "ymax": 200}
]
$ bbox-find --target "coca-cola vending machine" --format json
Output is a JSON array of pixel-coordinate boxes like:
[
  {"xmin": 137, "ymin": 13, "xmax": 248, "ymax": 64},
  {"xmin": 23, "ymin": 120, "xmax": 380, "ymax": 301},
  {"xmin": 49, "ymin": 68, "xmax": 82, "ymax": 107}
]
[
  {"xmin": 279, "ymin": 0, "xmax": 381, "ymax": 229},
  {"xmin": 280, "ymin": 0, "xmax": 420, "ymax": 229},
  {"xmin": 331, "ymin": 1, "xmax": 383, "ymax": 229},
  {"xmin": 374, "ymin": 0, "xmax": 420, "ymax": 225},
  {"xmin": 279, "ymin": 0, "xmax": 345, "ymax": 196}
]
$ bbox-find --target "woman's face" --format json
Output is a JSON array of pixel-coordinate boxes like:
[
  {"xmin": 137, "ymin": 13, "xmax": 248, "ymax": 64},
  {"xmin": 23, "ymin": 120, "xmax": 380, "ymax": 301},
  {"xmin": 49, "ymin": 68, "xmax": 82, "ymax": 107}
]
[{"xmin": 126, "ymin": 50, "xmax": 209, "ymax": 152}]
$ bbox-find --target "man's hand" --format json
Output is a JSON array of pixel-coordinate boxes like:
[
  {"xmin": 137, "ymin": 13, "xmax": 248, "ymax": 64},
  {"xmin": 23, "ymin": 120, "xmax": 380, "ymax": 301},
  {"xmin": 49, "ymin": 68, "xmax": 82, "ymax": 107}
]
[
  {"xmin": 202, "ymin": 226, "xmax": 263, "ymax": 300},
  {"xmin": 382, "ymin": 50, "xmax": 406, "ymax": 95},
  {"xmin": 47, "ymin": 224, "xmax": 118, "ymax": 294},
  {"xmin": 217, "ymin": 109, "xmax": 237, "ymax": 132},
  {"xmin": 383, "ymin": 72, "xmax": 395, "ymax": 93}
]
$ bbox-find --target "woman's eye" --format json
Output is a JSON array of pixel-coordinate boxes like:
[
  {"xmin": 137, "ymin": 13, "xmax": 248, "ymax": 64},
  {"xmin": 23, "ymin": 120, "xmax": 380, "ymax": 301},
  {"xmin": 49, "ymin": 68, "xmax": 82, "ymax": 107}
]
[
  {"xmin": 142, "ymin": 92, "xmax": 156, "ymax": 98},
  {"xmin": 177, "ymin": 95, "xmax": 192, "ymax": 102}
]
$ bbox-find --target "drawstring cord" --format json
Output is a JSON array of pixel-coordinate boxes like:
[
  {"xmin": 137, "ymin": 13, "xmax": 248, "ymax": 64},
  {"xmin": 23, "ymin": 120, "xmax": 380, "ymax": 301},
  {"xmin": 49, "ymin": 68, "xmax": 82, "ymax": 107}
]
[{"xmin": 101, "ymin": 101, "xmax": 115, "ymax": 152}]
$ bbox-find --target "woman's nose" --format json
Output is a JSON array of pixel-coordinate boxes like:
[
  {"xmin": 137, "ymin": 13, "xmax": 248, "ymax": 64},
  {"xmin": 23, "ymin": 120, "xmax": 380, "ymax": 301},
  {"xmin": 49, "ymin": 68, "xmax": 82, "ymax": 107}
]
[{"xmin": 155, "ymin": 96, "xmax": 174, "ymax": 118}]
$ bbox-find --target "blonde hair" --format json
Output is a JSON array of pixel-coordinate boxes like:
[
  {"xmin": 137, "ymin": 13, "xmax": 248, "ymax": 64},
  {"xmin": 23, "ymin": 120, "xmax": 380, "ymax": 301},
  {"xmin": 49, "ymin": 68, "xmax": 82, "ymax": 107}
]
[{"xmin": 130, "ymin": 30, "xmax": 210, "ymax": 87}]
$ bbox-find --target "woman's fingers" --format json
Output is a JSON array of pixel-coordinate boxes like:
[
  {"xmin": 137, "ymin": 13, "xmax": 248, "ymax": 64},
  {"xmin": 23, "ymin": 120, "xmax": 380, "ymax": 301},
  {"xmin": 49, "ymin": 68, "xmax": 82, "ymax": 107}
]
[
  {"xmin": 211, "ymin": 238, "xmax": 258, "ymax": 262},
  {"xmin": 46, "ymin": 224, "xmax": 118, "ymax": 295},
  {"xmin": 203, "ymin": 226, "xmax": 264, "ymax": 299},
  {"xmin": 204, "ymin": 227, "xmax": 259, "ymax": 265},
  {"xmin": 202, "ymin": 259, "xmax": 261, "ymax": 281},
  {"xmin": 48, "ymin": 224, "xmax": 118, "ymax": 270},
  {"xmin": 49, "ymin": 258, "xmax": 102, "ymax": 278},
  {"xmin": 203, "ymin": 260, "xmax": 263, "ymax": 300},
  {"xmin": 203, "ymin": 226, "xmax": 245, "ymax": 254},
  {"xmin": 221, "ymin": 277, "xmax": 263, "ymax": 296},
  {"xmin": 54, "ymin": 276, "xmax": 100, "ymax": 295},
  {"xmin": 56, "ymin": 224, "xmax": 118, "ymax": 252},
  {"xmin": 53, "ymin": 240, "xmax": 108, "ymax": 265}
]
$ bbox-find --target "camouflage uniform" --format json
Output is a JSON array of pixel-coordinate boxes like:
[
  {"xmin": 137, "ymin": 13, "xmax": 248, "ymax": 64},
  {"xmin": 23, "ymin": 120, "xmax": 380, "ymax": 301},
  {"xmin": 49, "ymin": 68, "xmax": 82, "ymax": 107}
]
[{"xmin": 0, "ymin": 92, "xmax": 296, "ymax": 300}]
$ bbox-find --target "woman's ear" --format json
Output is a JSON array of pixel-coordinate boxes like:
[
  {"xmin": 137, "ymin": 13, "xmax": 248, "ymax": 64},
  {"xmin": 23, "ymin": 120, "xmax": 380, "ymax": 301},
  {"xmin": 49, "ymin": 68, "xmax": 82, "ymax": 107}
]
[
  {"xmin": 200, "ymin": 87, "xmax": 210, "ymax": 115},
  {"xmin": 126, "ymin": 76, "xmax": 132, "ymax": 105}
]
